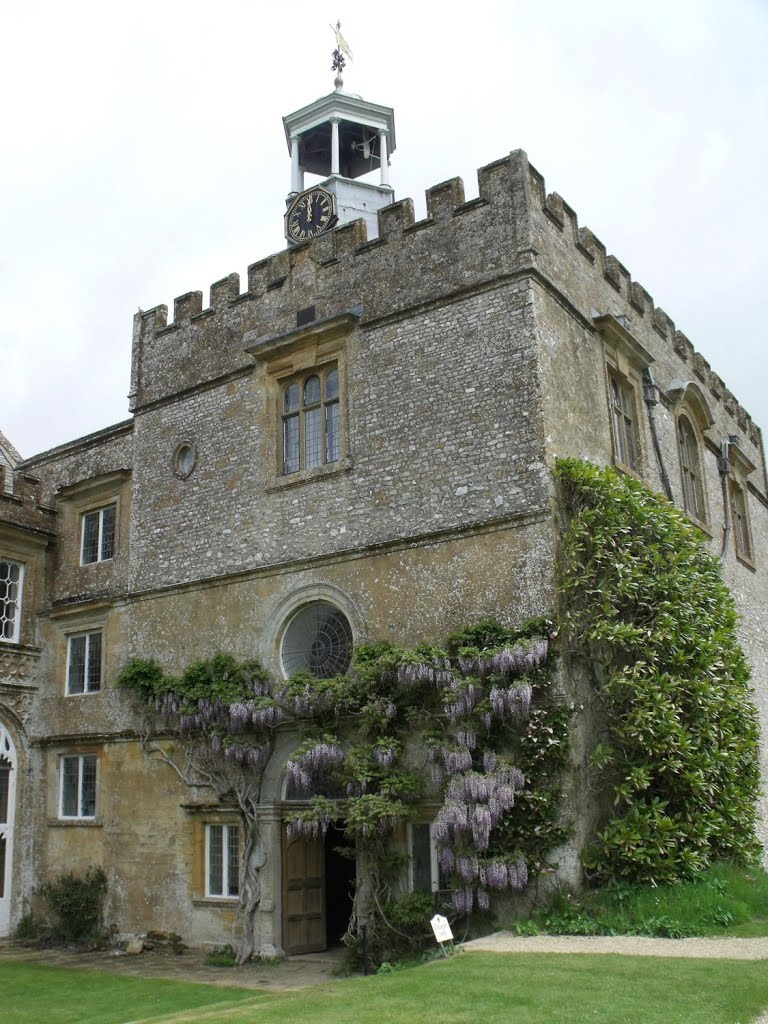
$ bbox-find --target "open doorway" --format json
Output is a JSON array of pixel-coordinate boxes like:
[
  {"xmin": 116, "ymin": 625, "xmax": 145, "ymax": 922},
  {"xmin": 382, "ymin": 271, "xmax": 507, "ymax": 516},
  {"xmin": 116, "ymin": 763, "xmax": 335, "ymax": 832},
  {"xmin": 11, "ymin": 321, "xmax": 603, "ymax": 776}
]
[
  {"xmin": 282, "ymin": 819, "xmax": 356, "ymax": 954},
  {"xmin": 324, "ymin": 822, "xmax": 355, "ymax": 946}
]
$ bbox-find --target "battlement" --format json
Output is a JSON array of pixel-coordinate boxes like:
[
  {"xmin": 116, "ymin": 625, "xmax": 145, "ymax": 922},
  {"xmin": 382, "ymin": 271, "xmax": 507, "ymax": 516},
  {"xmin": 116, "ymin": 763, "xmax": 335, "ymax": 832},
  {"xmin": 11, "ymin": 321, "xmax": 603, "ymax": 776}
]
[
  {"xmin": 131, "ymin": 151, "xmax": 761, "ymax": 449},
  {"xmin": 525, "ymin": 162, "xmax": 762, "ymax": 448}
]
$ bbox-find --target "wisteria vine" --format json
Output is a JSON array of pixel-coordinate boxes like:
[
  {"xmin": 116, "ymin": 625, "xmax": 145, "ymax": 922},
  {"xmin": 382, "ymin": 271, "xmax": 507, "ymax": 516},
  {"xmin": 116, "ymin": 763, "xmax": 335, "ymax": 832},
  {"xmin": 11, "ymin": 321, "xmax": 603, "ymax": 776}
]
[{"xmin": 118, "ymin": 619, "xmax": 569, "ymax": 936}]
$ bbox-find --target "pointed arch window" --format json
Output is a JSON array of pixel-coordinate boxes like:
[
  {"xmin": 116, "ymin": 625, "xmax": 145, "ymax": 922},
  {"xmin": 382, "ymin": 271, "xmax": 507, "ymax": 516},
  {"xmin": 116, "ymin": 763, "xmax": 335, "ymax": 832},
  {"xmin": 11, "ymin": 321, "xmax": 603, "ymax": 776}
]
[{"xmin": 677, "ymin": 415, "xmax": 706, "ymax": 523}]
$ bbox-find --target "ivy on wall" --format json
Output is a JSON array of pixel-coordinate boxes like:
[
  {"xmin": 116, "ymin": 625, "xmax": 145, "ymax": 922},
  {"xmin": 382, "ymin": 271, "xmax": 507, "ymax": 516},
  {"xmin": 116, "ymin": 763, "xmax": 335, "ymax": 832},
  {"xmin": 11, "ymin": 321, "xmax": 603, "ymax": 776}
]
[{"xmin": 555, "ymin": 458, "xmax": 761, "ymax": 884}]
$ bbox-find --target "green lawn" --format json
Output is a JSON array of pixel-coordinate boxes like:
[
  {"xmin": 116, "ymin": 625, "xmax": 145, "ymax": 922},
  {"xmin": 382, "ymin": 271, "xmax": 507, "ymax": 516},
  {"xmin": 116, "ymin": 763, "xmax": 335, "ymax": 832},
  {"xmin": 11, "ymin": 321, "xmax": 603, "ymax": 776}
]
[
  {"xmin": 6, "ymin": 952, "xmax": 768, "ymax": 1024},
  {"xmin": 2, "ymin": 962, "xmax": 259, "ymax": 1023}
]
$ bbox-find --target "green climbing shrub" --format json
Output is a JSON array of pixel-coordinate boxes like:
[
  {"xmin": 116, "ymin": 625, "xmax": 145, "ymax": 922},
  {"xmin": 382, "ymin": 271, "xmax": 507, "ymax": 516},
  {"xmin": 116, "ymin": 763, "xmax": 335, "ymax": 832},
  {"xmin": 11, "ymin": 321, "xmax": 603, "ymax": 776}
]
[{"xmin": 555, "ymin": 458, "xmax": 761, "ymax": 884}]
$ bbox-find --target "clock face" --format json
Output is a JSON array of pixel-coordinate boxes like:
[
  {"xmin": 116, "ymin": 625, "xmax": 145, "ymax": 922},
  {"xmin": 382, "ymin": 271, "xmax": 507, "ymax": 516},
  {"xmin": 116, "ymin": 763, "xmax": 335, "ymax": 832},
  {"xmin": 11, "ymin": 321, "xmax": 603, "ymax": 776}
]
[{"xmin": 286, "ymin": 187, "xmax": 337, "ymax": 242}]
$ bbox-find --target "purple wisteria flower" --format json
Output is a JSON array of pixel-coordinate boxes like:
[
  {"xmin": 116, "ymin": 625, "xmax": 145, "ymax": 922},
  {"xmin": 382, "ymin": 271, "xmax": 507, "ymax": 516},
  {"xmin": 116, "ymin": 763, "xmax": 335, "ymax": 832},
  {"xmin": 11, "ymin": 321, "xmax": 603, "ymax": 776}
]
[
  {"xmin": 398, "ymin": 662, "xmax": 456, "ymax": 687},
  {"xmin": 374, "ymin": 745, "xmax": 395, "ymax": 768}
]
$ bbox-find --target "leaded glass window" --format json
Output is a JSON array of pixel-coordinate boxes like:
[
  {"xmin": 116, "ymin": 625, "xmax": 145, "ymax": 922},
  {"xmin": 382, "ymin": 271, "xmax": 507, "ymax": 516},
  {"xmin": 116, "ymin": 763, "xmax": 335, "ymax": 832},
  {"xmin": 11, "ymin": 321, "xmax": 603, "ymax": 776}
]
[
  {"xmin": 206, "ymin": 824, "xmax": 240, "ymax": 898},
  {"xmin": 281, "ymin": 601, "xmax": 353, "ymax": 679},
  {"xmin": 0, "ymin": 560, "xmax": 22, "ymax": 643},
  {"xmin": 678, "ymin": 416, "xmax": 705, "ymax": 522},
  {"xmin": 730, "ymin": 479, "xmax": 753, "ymax": 561},
  {"xmin": 609, "ymin": 373, "xmax": 637, "ymax": 470},
  {"xmin": 282, "ymin": 366, "xmax": 341, "ymax": 475},
  {"xmin": 60, "ymin": 754, "xmax": 97, "ymax": 819},
  {"xmin": 67, "ymin": 632, "xmax": 102, "ymax": 695},
  {"xmin": 81, "ymin": 506, "xmax": 116, "ymax": 564}
]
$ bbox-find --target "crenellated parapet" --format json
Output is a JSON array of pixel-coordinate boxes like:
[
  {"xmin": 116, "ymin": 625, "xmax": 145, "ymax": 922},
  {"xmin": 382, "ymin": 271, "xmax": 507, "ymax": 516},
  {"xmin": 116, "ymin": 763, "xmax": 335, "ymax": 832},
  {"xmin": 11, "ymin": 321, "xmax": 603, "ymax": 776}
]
[
  {"xmin": 525, "ymin": 161, "xmax": 762, "ymax": 450},
  {"xmin": 127, "ymin": 150, "xmax": 762, "ymax": 457}
]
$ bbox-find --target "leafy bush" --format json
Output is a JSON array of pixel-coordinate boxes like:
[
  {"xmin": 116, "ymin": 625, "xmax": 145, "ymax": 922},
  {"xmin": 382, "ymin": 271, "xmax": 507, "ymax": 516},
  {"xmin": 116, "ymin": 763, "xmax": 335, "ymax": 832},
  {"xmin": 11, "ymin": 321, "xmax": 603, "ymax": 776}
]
[
  {"xmin": 38, "ymin": 866, "xmax": 107, "ymax": 942},
  {"xmin": 204, "ymin": 944, "xmax": 238, "ymax": 967},
  {"xmin": 531, "ymin": 863, "xmax": 768, "ymax": 938},
  {"xmin": 555, "ymin": 459, "xmax": 761, "ymax": 884},
  {"xmin": 12, "ymin": 913, "xmax": 46, "ymax": 943}
]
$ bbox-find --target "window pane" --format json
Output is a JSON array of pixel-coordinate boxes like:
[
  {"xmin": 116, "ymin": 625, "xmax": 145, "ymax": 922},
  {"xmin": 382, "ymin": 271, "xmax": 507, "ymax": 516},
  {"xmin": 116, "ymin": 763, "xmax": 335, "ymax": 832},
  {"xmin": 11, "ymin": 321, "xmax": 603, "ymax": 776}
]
[
  {"xmin": 325, "ymin": 368, "xmax": 339, "ymax": 401},
  {"xmin": 283, "ymin": 415, "xmax": 300, "ymax": 474},
  {"xmin": 326, "ymin": 401, "xmax": 340, "ymax": 463},
  {"xmin": 284, "ymin": 383, "xmax": 299, "ymax": 414},
  {"xmin": 411, "ymin": 824, "xmax": 433, "ymax": 892},
  {"xmin": 304, "ymin": 407, "xmax": 322, "ymax": 469},
  {"xmin": 100, "ymin": 507, "xmax": 116, "ymax": 561},
  {"xmin": 0, "ymin": 760, "xmax": 10, "ymax": 824},
  {"xmin": 82, "ymin": 512, "xmax": 100, "ymax": 564},
  {"xmin": 80, "ymin": 756, "xmax": 97, "ymax": 817},
  {"xmin": 227, "ymin": 826, "xmax": 240, "ymax": 897},
  {"xmin": 208, "ymin": 825, "xmax": 223, "ymax": 895},
  {"xmin": 303, "ymin": 375, "xmax": 321, "ymax": 406},
  {"xmin": 61, "ymin": 758, "xmax": 79, "ymax": 816},
  {"xmin": 87, "ymin": 633, "xmax": 102, "ymax": 692},
  {"xmin": 68, "ymin": 636, "xmax": 86, "ymax": 694}
]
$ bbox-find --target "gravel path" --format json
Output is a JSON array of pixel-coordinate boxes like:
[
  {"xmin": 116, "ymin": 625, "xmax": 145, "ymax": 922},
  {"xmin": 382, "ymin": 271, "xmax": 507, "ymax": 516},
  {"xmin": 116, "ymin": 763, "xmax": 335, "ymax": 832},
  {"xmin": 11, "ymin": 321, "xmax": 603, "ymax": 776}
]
[{"xmin": 461, "ymin": 931, "xmax": 768, "ymax": 960}]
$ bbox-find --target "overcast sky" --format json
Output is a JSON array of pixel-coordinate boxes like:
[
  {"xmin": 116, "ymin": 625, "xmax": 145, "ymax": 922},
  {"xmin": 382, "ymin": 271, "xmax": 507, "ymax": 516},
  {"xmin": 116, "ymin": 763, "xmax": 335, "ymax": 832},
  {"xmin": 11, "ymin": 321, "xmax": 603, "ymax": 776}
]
[{"xmin": 2, "ymin": 0, "xmax": 766, "ymax": 459}]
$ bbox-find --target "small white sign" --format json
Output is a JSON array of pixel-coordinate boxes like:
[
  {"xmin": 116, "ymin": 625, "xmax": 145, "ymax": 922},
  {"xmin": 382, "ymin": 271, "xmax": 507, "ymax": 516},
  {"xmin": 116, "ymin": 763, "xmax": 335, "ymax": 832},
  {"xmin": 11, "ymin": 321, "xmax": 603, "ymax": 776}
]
[{"xmin": 430, "ymin": 914, "xmax": 454, "ymax": 944}]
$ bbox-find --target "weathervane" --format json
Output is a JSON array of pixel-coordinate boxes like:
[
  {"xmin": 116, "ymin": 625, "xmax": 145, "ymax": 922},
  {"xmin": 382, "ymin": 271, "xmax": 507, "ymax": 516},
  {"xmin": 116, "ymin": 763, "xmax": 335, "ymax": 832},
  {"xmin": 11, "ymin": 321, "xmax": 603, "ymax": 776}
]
[{"xmin": 330, "ymin": 20, "xmax": 353, "ymax": 83}]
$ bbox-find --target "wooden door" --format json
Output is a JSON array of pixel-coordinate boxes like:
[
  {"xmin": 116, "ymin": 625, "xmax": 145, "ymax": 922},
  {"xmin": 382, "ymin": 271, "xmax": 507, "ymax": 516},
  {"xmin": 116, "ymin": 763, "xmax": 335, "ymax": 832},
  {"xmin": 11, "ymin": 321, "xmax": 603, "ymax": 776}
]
[{"xmin": 282, "ymin": 828, "xmax": 325, "ymax": 954}]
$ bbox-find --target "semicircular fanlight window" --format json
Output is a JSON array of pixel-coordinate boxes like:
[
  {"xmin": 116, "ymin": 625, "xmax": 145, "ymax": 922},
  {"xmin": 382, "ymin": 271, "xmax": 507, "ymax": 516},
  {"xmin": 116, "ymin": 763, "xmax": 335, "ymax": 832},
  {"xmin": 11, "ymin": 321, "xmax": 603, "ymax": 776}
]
[{"xmin": 281, "ymin": 601, "xmax": 353, "ymax": 679}]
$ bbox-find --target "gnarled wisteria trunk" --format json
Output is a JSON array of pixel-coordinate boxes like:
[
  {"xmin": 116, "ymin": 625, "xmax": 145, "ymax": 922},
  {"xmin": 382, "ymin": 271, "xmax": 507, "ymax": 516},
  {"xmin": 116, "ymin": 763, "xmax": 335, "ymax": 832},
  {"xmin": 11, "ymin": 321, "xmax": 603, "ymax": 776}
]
[{"xmin": 232, "ymin": 812, "xmax": 266, "ymax": 964}]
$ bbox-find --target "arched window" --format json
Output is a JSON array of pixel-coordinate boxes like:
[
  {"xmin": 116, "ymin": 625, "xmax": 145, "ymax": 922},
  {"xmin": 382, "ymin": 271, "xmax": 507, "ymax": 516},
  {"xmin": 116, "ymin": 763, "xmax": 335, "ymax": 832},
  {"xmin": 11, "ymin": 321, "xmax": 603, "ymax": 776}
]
[
  {"xmin": 282, "ymin": 366, "xmax": 341, "ymax": 475},
  {"xmin": 677, "ymin": 415, "xmax": 706, "ymax": 522},
  {"xmin": 280, "ymin": 600, "xmax": 353, "ymax": 679}
]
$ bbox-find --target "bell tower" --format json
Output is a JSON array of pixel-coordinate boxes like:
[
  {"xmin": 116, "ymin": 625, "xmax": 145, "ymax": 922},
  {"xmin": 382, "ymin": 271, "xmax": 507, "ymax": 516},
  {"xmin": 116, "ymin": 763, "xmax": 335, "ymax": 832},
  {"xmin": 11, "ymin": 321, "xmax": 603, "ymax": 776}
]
[{"xmin": 283, "ymin": 23, "xmax": 396, "ymax": 246}]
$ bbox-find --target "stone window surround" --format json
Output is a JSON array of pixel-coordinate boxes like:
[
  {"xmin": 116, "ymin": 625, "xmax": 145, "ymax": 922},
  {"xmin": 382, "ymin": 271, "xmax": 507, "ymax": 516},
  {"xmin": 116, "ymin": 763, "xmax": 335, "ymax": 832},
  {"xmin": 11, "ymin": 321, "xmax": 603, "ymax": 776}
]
[
  {"xmin": 245, "ymin": 308, "xmax": 360, "ymax": 489},
  {"xmin": 57, "ymin": 752, "xmax": 99, "ymax": 821},
  {"xmin": 594, "ymin": 313, "xmax": 653, "ymax": 477},
  {"xmin": 80, "ymin": 504, "xmax": 116, "ymax": 565},
  {"xmin": 728, "ymin": 442, "xmax": 756, "ymax": 568},
  {"xmin": 668, "ymin": 379, "xmax": 715, "ymax": 530},
  {"xmin": 65, "ymin": 628, "xmax": 104, "ymax": 696},
  {"xmin": 185, "ymin": 806, "xmax": 242, "ymax": 905},
  {"xmin": 263, "ymin": 582, "xmax": 359, "ymax": 682},
  {"xmin": 206, "ymin": 822, "xmax": 241, "ymax": 900},
  {"xmin": 677, "ymin": 415, "xmax": 707, "ymax": 526},
  {"xmin": 56, "ymin": 470, "xmax": 130, "ymax": 569},
  {"xmin": 408, "ymin": 821, "xmax": 440, "ymax": 894},
  {"xmin": 281, "ymin": 365, "xmax": 341, "ymax": 476},
  {"xmin": 0, "ymin": 557, "xmax": 23, "ymax": 645}
]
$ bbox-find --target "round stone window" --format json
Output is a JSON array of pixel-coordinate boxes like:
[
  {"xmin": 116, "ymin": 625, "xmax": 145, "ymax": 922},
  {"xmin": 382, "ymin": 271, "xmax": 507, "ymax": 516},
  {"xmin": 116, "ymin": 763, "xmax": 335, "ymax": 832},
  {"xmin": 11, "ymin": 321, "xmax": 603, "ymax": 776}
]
[
  {"xmin": 281, "ymin": 601, "xmax": 353, "ymax": 679},
  {"xmin": 173, "ymin": 443, "xmax": 197, "ymax": 479}
]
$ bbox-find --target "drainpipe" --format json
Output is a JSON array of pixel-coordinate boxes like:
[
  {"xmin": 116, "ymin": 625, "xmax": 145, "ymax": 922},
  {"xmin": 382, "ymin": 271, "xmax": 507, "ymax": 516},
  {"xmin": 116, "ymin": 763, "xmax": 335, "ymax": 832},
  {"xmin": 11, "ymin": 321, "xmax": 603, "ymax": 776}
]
[{"xmin": 642, "ymin": 368, "xmax": 673, "ymax": 501}]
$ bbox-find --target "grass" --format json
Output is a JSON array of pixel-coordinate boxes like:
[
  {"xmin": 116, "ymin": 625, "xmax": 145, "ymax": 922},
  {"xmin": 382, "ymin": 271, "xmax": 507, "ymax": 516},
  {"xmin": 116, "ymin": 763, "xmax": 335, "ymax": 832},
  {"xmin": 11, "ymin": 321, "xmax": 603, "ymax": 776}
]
[
  {"xmin": 531, "ymin": 863, "xmax": 768, "ymax": 939},
  {"xmin": 5, "ymin": 952, "xmax": 768, "ymax": 1024},
  {"xmin": 2, "ymin": 962, "xmax": 259, "ymax": 1023}
]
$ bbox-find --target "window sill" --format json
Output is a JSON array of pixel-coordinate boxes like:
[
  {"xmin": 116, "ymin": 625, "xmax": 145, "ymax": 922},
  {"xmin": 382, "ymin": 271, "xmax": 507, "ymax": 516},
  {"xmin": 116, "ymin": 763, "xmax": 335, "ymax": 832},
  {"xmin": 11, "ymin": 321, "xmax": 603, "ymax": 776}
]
[
  {"xmin": 266, "ymin": 456, "xmax": 352, "ymax": 492},
  {"xmin": 734, "ymin": 551, "xmax": 757, "ymax": 572},
  {"xmin": 191, "ymin": 897, "xmax": 239, "ymax": 907},
  {"xmin": 48, "ymin": 817, "xmax": 103, "ymax": 828},
  {"xmin": 685, "ymin": 514, "xmax": 712, "ymax": 539}
]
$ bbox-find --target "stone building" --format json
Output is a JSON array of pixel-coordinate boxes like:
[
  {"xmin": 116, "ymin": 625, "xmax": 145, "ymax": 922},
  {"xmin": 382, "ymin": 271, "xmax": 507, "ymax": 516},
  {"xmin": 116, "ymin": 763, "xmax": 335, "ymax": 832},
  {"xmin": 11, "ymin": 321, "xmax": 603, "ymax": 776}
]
[{"xmin": 1, "ymin": 74, "xmax": 766, "ymax": 954}]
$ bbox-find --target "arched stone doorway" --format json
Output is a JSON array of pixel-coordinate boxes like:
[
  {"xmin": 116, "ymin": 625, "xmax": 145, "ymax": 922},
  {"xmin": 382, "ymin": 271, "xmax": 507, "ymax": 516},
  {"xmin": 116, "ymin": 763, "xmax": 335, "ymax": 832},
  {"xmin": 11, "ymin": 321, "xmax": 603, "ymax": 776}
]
[{"xmin": 0, "ymin": 722, "xmax": 17, "ymax": 937}]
